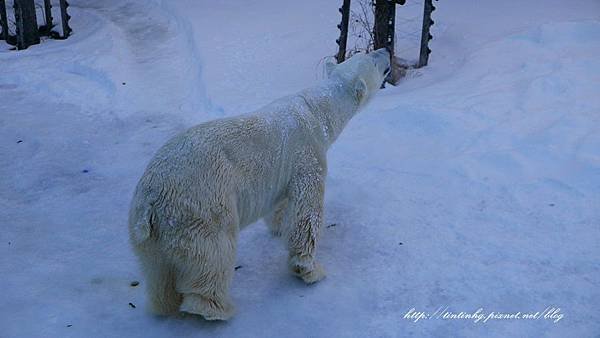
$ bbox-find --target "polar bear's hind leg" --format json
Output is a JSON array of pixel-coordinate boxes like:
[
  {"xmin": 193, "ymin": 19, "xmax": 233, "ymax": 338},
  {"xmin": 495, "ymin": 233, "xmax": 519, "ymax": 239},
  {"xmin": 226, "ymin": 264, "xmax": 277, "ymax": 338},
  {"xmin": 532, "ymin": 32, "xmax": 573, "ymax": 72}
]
[
  {"xmin": 264, "ymin": 198, "xmax": 288, "ymax": 237},
  {"xmin": 138, "ymin": 248, "xmax": 182, "ymax": 315},
  {"xmin": 176, "ymin": 224, "xmax": 238, "ymax": 321}
]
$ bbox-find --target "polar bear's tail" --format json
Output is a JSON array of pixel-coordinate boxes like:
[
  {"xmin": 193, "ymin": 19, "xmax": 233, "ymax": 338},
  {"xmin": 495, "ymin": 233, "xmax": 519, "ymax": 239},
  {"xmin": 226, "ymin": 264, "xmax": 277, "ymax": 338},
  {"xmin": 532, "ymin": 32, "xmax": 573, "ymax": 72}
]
[{"xmin": 129, "ymin": 203, "xmax": 156, "ymax": 245}]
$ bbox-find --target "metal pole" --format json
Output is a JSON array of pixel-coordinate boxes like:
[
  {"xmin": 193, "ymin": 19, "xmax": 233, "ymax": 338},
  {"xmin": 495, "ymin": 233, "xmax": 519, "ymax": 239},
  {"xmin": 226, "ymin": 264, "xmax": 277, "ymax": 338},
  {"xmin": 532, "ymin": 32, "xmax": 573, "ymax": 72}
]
[
  {"xmin": 0, "ymin": 0, "xmax": 9, "ymax": 41},
  {"xmin": 43, "ymin": 0, "xmax": 53, "ymax": 29},
  {"xmin": 335, "ymin": 0, "xmax": 351, "ymax": 63},
  {"xmin": 14, "ymin": 0, "xmax": 40, "ymax": 49}
]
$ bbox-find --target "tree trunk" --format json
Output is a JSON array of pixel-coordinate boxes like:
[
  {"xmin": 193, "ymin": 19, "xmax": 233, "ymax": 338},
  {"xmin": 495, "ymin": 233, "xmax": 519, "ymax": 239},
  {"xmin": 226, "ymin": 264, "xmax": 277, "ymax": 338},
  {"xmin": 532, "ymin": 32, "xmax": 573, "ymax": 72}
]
[{"xmin": 373, "ymin": 0, "xmax": 392, "ymax": 52}]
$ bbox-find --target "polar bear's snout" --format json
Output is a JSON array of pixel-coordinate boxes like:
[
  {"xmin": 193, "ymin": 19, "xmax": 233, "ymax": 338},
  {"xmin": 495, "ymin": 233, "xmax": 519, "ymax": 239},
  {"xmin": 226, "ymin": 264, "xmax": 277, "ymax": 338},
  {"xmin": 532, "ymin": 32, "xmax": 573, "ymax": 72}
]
[{"xmin": 371, "ymin": 48, "xmax": 392, "ymax": 80}]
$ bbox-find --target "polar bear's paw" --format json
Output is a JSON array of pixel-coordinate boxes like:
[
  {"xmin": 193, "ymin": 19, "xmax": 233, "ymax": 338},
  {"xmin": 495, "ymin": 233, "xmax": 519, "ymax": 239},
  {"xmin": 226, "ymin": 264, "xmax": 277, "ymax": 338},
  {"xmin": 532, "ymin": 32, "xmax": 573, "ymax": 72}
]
[
  {"xmin": 290, "ymin": 259, "xmax": 326, "ymax": 284},
  {"xmin": 298, "ymin": 264, "xmax": 326, "ymax": 284},
  {"xmin": 180, "ymin": 294, "xmax": 235, "ymax": 321}
]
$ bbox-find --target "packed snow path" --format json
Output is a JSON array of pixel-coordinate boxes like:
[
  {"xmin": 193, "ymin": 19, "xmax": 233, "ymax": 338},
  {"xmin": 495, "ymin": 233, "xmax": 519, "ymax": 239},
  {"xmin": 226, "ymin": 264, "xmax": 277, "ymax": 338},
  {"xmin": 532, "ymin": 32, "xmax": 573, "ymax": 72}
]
[{"xmin": 1, "ymin": 0, "xmax": 599, "ymax": 337}]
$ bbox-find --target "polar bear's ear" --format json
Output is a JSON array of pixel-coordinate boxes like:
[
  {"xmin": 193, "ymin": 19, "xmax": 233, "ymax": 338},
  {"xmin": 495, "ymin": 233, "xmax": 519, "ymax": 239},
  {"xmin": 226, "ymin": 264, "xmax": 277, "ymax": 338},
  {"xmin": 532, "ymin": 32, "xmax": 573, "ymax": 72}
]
[
  {"xmin": 354, "ymin": 78, "xmax": 368, "ymax": 104},
  {"xmin": 325, "ymin": 59, "xmax": 336, "ymax": 78}
]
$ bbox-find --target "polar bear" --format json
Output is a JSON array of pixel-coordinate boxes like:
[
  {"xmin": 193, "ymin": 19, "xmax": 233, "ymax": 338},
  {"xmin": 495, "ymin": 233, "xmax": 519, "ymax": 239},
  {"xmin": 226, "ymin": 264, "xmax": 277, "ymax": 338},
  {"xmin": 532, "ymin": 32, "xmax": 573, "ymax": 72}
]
[{"xmin": 128, "ymin": 49, "xmax": 391, "ymax": 320}]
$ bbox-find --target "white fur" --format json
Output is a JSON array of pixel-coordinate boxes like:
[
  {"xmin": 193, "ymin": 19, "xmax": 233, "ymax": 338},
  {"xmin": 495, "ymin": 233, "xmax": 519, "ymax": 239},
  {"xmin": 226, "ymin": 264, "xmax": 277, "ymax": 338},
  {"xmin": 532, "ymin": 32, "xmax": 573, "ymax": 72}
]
[{"xmin": 128, "ymin": 49, "xmax": 391, "ymax": 320}]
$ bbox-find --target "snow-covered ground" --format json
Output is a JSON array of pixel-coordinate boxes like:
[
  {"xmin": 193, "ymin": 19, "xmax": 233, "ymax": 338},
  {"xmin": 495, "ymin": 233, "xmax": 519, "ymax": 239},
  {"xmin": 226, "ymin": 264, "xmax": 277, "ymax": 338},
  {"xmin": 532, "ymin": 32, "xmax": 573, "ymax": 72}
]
[{"xmin": 1, "ymin": 0, "xmax": 599, "ymax": 337}]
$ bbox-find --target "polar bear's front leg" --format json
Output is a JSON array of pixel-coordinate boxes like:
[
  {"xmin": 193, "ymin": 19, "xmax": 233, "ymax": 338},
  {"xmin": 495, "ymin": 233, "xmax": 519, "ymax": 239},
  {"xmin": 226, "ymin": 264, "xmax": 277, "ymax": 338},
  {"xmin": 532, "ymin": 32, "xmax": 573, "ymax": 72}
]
[{"xmin": 286, "ymin": 169, "xmax": 326, "ymax": 284}]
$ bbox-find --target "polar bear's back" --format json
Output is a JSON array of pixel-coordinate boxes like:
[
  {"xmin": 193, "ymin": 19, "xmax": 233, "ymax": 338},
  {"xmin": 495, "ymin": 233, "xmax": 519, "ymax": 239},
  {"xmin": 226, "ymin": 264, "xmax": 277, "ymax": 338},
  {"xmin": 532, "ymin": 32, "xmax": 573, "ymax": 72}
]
[{"xmin": 130, "ymin": 108, "xmax": 308, "ymax": 237}]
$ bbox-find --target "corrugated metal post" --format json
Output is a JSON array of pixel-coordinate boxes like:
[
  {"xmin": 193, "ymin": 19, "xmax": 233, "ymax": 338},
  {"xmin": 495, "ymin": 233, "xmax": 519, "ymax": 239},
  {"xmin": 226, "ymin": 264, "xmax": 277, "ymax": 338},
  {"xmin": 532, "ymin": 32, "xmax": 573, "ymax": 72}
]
[
  {"xmin": 335, "ymin": 0, "xmax": 351, "ymax": 64},
  {"xmin": 59, "ymin": 0, "xmax": 72, "ymax": 38},
  {"xmin": 14, "ymin": 0, "xmax": 40, "ymax": 49},
  {"xmin": 0, "ymin": 0, "xmax": 9, "ymax": 41},
  {"xmin": 418, "ymin": 0, "xmax": 436, "ymax": 68}
]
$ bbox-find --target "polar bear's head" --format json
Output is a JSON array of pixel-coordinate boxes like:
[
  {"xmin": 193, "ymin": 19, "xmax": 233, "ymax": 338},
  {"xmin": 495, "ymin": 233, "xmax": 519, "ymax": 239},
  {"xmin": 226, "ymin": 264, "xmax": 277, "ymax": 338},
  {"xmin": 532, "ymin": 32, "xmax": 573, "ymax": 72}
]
[{"xmin": 326, "ymin": 48, "xmax": 391, "ymax": 106}]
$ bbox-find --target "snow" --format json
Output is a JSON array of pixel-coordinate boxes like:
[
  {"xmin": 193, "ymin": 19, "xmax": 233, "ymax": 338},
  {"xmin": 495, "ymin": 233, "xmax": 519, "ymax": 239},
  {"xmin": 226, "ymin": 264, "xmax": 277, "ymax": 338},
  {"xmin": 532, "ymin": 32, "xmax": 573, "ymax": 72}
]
[{"xmin": 1, "ymin": 0, "xmax": 599, "ymax": 337}]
